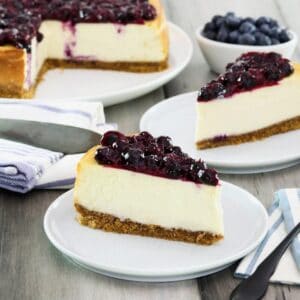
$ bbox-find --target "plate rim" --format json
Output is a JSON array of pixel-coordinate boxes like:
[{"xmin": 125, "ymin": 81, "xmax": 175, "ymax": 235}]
[
  {"xmin": 139, "ymin": 91, "xmax": 300, "ymax": 168},
  {"xmin": 0, "ymin": 22, "xmax": 193, "ymax": 107},
  {"xmin": 65, "ymin": 255, "xmax": 233, "ymax": 282},
  {"xmin": 44, "ymin": 181, "xmax": 268, "ymax": 278},
  {"xmin": 214, "ymin": 159, "xmax": 300, "ymax": 174}
]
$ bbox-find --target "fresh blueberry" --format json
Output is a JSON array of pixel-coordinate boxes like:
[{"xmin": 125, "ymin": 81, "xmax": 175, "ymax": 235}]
[
  {"xmin": 255, "ymin": 32, "xmax": 272, "ymax": 45},
  {"xmin": 216, "ymin": 25, "xmax": 229, "ymax": 42},
  {"xmin": 237, "ymin": 33, "xmax": 256, "ymax": 45},
  {"xmin": 203, "ymin": 30, "xmax": 216, "ymax": 40},
  {"xmin": 225, "ymin": 15, "xmax": 241, "ymax": 28},
  {"xmin": 225, "ymin": 11, "xmax": 235, "ymax": 17},
  {"xmin": 239, "ymin": 21, "xmax": 256, "ymax": 33},
  {"xmin": 271, "ymin": 38, "xmax": 280, "ymax": 45},
  {"xmin": 270, "ymin": 27, "xmax": 280, "ymax": 39},
  {"xmin": 255, "ymin": 16, "xmax": 270, "ymax": 27},
  {"xmin": 228, "ymin": 30, "xmax": 239, "ymax": 43},
  {"xmin": 279, "ymin": 29, "xmax": 290, "ymax": 42},
  {"xmin": 203, "ymin": 21, "xmax": 216, "ymax": 32},
  {"xmin": 260, "ymin": 23, "xmax": 271, "ymax": 35},
  {"xmin": 243, "ymin": 17, "xmax": 256, "ymax": 25},
  {"xmin": 212, "ymin": 15, "xmax": 224, "ymax": 28},
  {"xmin": 269, "ymin": 18, "xmax": 279, "ymax": 28}
]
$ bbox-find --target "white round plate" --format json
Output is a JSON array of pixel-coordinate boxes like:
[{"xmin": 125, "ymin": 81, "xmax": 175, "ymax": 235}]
[
  {"xmin": 216, "ymin": 159, "xmax": 300, "ymax": 174},
  {"xmin": 24, "ymin": 22, "xmax": 191, "ymax": 107},
  {"xmin": 140, "ymin": 91, "xmax": 300, "ymax": 169},
  {"xmin": 65, "ymin": 255, "xmax": 232, "ymax": 282},
  {"xmin": 44, "ymin": 181, "xmax": 268, "ymax": 281}
]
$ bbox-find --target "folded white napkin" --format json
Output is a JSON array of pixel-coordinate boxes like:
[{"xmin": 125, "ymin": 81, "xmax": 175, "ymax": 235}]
[
  {"xmin": 235, "ymin": 189, "xmax": 300, "ymax": 285},
  {"xmin": 0, "ymin": 100, "xmax": 115, "ymax": 193}
]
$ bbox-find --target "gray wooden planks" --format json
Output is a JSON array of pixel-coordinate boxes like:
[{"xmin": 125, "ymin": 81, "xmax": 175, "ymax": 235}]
[{"xmin": 1, "ymin": 1, "xmax": 300, "ymax": 299}]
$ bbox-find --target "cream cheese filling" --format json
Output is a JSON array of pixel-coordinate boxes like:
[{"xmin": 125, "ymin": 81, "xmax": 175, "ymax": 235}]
[
  {"xmin": 196, "ymin": 75, "xmax": 300, "ymax": 142},
  {"xmin": 75, "ymin": 164, "xmax": 224, "ymax": 235},
  {"xmin": 24, "ymin": 20, "xmax": 167, "ymax": 89}
]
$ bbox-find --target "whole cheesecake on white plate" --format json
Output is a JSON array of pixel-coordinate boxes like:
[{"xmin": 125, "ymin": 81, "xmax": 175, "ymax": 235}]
[
  {"xmin": 195, "ymin": 52, "xmax": 300, "ymax": 149},
  {"xmin": 74, "ymin": 131, "xmax": 224, "ymax": 245},
  {"xmin": 0, "ymin": 0, "xmax": 168, "ymax": 98}
]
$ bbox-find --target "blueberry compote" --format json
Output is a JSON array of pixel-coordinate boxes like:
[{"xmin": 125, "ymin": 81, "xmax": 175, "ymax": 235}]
[
  {"xmin": 95, "ymin": 131, "xmax": 219, "ymax": 186},
  {"xmin": 0, "ymin": 0, "xmax": 156, "ymax": 52},
  {"xmin": 198, "ymin": 52, "xmax": 294, "ymax": 102}
]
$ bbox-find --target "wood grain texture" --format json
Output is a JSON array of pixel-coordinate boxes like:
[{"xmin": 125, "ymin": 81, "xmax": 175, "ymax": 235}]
[{"xmin": 1, "ymin": 1, "xmax": 300, "ymax": 299}]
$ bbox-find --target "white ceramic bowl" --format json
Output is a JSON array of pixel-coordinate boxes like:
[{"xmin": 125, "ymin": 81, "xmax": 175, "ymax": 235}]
[{"xmin": 195, "ymin": 26, "xmax": 298, "ymax": 74}]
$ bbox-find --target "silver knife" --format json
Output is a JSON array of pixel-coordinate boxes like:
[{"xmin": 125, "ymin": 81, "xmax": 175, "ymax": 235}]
[{"xmin": 0, "ymin": 119, "xmax": 102, "ymax": 154}]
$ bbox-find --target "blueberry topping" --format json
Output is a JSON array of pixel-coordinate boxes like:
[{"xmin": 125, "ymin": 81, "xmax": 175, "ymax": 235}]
[
  {"xmin": 95, "ymin": 131, "xmax": 219, "ymax": 186},
  {"xmin": 198, "ymin": 52, "xmax": 294, "ymax": 101},
  {"xmin": 202, "ymin": 12, "xmax": 291, "ymax": 46},
  {"xmin": 0, "ymin": 0, "xmax": 157, "ymax": 51},
  {"xmin": 101, "ymin": 131, "xmax": 127, "ymax": 147}
]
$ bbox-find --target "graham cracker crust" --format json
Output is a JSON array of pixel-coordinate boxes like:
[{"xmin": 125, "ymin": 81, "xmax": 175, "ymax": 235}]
[
  {"xmin": 196, "ymin": 116, "xmax": 300, "ymax": 149},
  {"xmin": 45, "ymin": 58, "xmax": 168, "ymax": 73},
  {"xmin": 0, "ymin": 84, "xmax": 35, "ymax": 99},
  {"xmin": 0, "ymin": 57, "xmax": 168, "ymax": 99},
  {"xmin": 74, "ymin": 203, "xmax": 223, "ymax": 245}
]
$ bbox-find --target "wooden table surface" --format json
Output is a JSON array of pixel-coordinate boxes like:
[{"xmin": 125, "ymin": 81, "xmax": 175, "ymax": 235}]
[{"xmin": 1, "ymin": 1, "xmax": 300, "ymax": 299}]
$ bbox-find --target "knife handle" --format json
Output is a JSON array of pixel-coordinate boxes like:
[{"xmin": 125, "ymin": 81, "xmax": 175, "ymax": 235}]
[{"xmin": 230, "ymin": 222, "xmax": 300, "ymax": 300}]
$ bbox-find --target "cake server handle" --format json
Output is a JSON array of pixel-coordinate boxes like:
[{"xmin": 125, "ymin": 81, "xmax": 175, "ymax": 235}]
[{"xmin": 230, "ymin": 222, "xmax": 300, "ymax": 300}]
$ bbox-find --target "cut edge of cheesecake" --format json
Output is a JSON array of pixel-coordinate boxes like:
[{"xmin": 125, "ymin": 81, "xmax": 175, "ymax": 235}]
[
  {"xmin": 74, "ymin": 136, "xmax": 224, "ymax": 246},
  {"xmin": 0, "ymin": 0, "xmax": 169, "ymax": 99}
]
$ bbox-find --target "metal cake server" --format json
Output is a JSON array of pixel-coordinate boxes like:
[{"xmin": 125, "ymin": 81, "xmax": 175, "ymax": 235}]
[
  {"xmin": 0, "ymin": 118, "xmax": 102, "ymax": 154},
  {"xmin": 230, "ymin": 222, "xmax": 300, "ymax": 300}
]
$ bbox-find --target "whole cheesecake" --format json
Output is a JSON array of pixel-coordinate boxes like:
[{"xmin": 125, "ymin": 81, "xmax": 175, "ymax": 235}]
[
  {"xmin": 196, "ymin": 52, "xmax": 300, "ymax": 149},
  {"xmin": 74, "ymin": 131, "xmax": 224, "ymax": 245},
  {"xmin": 0, "ymin": 0, "xmax": 168, "ymax": 98}
]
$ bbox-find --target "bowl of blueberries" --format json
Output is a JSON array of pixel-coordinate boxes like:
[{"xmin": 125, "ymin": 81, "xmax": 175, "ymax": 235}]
[{"xmin": 196, "ymin": 12, "xmax": 298, "ymax": 73}]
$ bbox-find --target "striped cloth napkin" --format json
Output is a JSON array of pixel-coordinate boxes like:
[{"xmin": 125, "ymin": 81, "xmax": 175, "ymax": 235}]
[
  {"xmin": 235, "ymin": 189, "xmax": 300, "ymax": 285},
  {"xmin": 0, "ymin": 100, "xmax": 113, "ymax": 193},
  {"xmin": 0, "ymin": 139, "xmax": 63, "ymax": 193}
]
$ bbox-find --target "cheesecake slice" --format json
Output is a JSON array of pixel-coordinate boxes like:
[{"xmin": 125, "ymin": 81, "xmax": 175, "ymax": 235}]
[
  {"xmin": 0, "ymin": 0, "xmax": 168, "ymax": 98},
  {"xmin": 196, "ymin": 52, "xmax": 300, "ymax": 149},
  {"xmin": 74, "ymin": 131, "xmax": 223, "ymax": 245}
]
